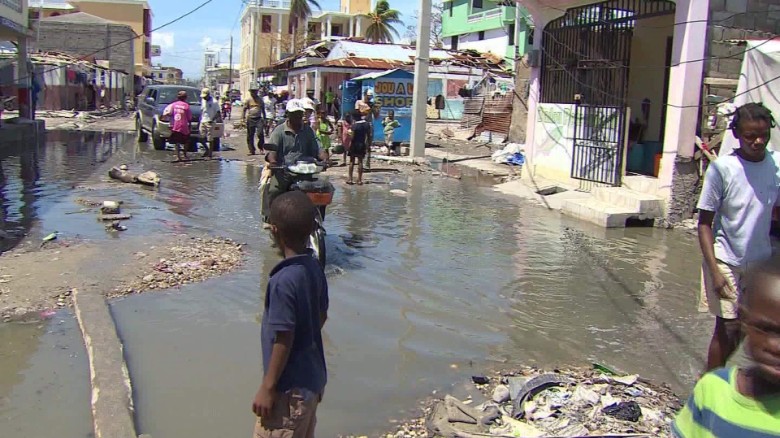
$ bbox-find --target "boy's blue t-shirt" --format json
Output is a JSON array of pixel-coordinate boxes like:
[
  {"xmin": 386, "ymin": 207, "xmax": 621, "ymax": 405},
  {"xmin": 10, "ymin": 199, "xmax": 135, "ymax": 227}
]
[{"xmin": 261, "ymin": 252, "xmax": 329, "ymax": 395}]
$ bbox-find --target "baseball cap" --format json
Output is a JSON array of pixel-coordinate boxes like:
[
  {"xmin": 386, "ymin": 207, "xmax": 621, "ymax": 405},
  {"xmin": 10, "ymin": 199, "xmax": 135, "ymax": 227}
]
[
  {"xmin": 301, "ymin": 98, "xmax": 315, "ymax": 111},
  {"xmin": 285, "ymin": 99, "xmax": 305, "ymax": 113},
  {"xmin": 200, "ymin": 88, "xmax": 210, "ymax": 97}
]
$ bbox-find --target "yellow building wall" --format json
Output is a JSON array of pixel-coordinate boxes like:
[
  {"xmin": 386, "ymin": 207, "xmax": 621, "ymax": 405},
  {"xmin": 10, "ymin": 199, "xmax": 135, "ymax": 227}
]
[
  {"xmin": 69, "ymin": 2, "xmax": 150, "ymax": 76},
  {"xmin": 341, "ymin": 0, "xmax": 370, "ymax": 14}
]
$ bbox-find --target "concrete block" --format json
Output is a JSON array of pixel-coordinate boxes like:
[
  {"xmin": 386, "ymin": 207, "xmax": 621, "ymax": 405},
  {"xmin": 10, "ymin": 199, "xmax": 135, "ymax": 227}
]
[
  {"xmin": 592, "ymin": 187, "xmax": 664, "ymax": 217},
  {"xmin": 710, "ymin": 0, "xmax": 727, "ymax": 12},
  {"xmin": 721, "ymin": 27, "xmax": 747, "ymax": 41},
  {"xmin": 561, "ymin": 198, "xmax": 639, "ymax": 228},
  {"xmin": 726, "ymin": 0, "xmax": 748, "ymax": 13}
]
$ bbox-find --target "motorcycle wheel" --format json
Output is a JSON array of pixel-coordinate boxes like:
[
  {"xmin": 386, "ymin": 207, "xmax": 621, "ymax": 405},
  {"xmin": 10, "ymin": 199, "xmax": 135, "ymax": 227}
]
[{"xmin": 309, "ymin": 223, "xmax": 326, "ymax": 268}]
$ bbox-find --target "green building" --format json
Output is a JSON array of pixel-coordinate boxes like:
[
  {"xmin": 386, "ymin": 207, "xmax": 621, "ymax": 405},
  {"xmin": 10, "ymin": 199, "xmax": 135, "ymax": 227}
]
[{"xmin": 441, "ymin": 0, "xmax": 532, "ymax": 66}]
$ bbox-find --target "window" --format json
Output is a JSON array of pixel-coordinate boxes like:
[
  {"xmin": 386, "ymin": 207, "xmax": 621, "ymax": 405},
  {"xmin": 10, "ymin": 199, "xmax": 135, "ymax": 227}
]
[
  {"xmin": 472, "ymin": 0, "xmax": 482, "ymax": 9},
  {"xmin": 451, "ymin": 36, "xmax": 458, "ymax": 50},
  {"xmin": 507, "ymin": 24, "xmax": 515, "ymax": 44},
  {"xmin": 478, "ymin": 31, "xmax": 485, "ymax": 40},
  {"xmin": 262, "ymin": 15, "xmax": 272, "ymax": 33},
  {"xmin": 528, "ymin": 28, "xmax": 534, "ymax": 46},
  {"xmin": 144, "ymin": 42, "xmax": 151, "ymax": 60},
  {"xmin": 332, "ymin": 24, "xmax": 342, "ymax": 36},
  {"xmin": 143, "ymin": 8, "xmax": 151, "ymax": 36}
]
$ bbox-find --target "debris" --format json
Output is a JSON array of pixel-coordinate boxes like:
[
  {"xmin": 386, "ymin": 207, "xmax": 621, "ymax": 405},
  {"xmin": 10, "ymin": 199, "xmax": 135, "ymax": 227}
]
[
  {"xmin": 613, "ymin": 374, "xmax": 639, "ymax": 386},
  {"xmin": 98, "ymin": 214, "xmax": 132, "ymax": 221},
  {"xmin": 472, "ymin": 375, "xmax": 490, "ymax": 385},
  {"xmin": 105, "ymin": 221, "xmax": 127, "ymax": 232},
  {"xmin": 593, "ymin": 362, "xmax": 620, "ymax": 376},
  {"xmin": 603, "ymin": 401, "xmax": 643, "ymax": 422},
  {"xmin": 492, "ymin": 385, "xmax": 510, "ymax": 403},
  {"xmin": 512, "ymin": 373, "xmax": 571, "ymax": 418},
  {"xmin": 108, "ymin": 166, "xmax": 160, "ymax": 187},
  {"xmin": 390, "ymin": 189, "xmax": 408, "ymax": 196},
  {"xmin": 40, "ymin": 231, "xmax": 58, "ymax": 248}
]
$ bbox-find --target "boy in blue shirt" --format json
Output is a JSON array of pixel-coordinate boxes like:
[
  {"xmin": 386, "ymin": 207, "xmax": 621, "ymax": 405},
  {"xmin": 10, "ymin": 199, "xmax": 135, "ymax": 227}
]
[
  {"xmin": 252, "ymin": 191, "xmax": 329, "ymax": 438},
  {"xmin": 673, "ymin": 258, "xmax": 780, "ymax": 437}
]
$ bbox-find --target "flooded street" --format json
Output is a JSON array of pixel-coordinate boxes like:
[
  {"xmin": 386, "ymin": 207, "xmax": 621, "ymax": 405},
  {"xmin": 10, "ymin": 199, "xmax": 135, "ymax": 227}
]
[{"xmin": 1, "ymin": 131, "xmax": 710, "ymax": 437}]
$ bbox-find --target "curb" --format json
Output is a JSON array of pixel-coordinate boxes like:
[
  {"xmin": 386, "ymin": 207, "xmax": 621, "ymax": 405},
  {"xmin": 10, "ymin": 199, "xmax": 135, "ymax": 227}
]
[{"xmin": 73, "ymin": 288, "xmax": 139, "ymax": 438}]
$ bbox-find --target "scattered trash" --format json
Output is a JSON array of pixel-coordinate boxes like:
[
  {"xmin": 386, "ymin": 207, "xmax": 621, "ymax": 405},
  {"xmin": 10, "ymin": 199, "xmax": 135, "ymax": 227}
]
[
  {"xmin": 105, "ymin": 221, "xmax": 127, "ymax": 232},
  {"xmin": 491, "ymin": 143, "xmax": 525, "ymax": 165},
  {"xmin": 379, "ymin": 366, "xmax": 682, "ymax": 438},
  {"xmin": 40, "ymin": 231, "xmax": 58, "ymax": 248},
  {"xmin": 40, "ymin": 309, "xmax": 56, "ymax": 318},
  {"xmin": 98, "ymin": 213, "xmax": 132, "ymax": 221},
  {"xmin": 100, "ymin": 201, "xmax": 122, "ymax": 215},
  {"xmin": 593, "ymin": 362, "xmax": 620, "ymax": 376},
  {"xmin": 390, "ymin": 189, "xmax": 407, "ymax": 196}
]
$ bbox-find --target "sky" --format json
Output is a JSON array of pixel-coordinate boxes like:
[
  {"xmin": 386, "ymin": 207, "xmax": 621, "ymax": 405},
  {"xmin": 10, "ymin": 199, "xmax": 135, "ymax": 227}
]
[{"xmin": 150, "ymin": 0, "xmax": 420, "ymax": 79}]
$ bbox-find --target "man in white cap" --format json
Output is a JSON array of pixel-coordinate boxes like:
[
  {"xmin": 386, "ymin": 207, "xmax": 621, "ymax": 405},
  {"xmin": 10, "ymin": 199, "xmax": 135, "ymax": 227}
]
[
  {"xmin": 261, "ymin": 99, "xmax": 324, "ymax": 221},
  {"xmin": 199, "ymin": 88, "xmax": 222, "ymax": 158}
]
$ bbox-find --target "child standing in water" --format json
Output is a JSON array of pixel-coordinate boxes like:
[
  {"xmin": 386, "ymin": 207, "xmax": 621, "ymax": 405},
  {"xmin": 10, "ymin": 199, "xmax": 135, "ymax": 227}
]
[
  {"xmin": 382, "ymin": 110, "xmax": 401, "ymax": 156},
  {"xmin": 316, "ymin": 110, "xmax": 333, "ymax": 164}
]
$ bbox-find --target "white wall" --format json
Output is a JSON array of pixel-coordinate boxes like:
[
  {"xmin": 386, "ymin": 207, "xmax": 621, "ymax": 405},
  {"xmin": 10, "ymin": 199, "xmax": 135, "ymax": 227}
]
[{"xmin": 457, "ymin": 28, "xmax": 510, "ymax": 58}]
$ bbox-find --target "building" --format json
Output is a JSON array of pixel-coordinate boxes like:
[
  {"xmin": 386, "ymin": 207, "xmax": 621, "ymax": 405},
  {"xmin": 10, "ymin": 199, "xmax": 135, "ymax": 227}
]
[
  {"xmin": 30, "ymin": 0, "xmax": 153, "ymax": 78},
  {"xmin": 33, "ymin": 12, "xmax": 135, "ymax": 76},
  {"xmin": 150, "ymin": 65, "xmax": 183, "ymax": 85},
  {"xmin": 441, "ymin": 0, "xmax": 533, "ymax": 66},
  {"xmin": 239, "ymin": 0, "xmax": 373, "ymax": 96},
  {"xmin": 204, "ymin": 63, "xmax": 239, "ymax": 98},
  {"xmin": 514, "ymin": 0, "xmax": 780, "ymax": 227}
]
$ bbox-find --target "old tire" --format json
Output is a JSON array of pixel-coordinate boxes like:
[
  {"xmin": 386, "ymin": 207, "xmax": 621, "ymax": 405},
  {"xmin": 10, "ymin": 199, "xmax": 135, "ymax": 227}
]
[{"xmin": 136, "ymin": 117, "xmax": 148, "ymax": 142}]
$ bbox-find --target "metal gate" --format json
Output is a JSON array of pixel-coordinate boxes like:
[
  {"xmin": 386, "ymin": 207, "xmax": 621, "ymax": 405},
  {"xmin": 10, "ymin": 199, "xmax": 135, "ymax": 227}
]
[
  {"xmin": 541, "ymin": 0, "xmax": 676, "ymax": 186},
  {"xmin": 571, "ymin": 103, "xmax": 626, "ymax": 186}
]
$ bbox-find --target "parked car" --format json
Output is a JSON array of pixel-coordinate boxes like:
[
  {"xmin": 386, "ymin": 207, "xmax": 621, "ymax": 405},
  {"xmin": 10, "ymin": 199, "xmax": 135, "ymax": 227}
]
[{"xmin": 135, "ymin": 85, "xmax": 205, "ymax": 151}]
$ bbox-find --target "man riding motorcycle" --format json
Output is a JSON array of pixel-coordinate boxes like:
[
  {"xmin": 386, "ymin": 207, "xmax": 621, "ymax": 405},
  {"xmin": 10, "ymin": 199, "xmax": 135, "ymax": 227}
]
[{"xmin": 262, "ymin": 99, "xmax": 327, "ymax": 224}]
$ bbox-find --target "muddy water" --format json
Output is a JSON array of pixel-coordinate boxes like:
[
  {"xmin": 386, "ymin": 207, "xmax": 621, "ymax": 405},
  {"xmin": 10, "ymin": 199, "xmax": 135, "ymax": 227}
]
[{"xmin": 1, "ymin": 131, "xmax": 711, "ymax": 437}]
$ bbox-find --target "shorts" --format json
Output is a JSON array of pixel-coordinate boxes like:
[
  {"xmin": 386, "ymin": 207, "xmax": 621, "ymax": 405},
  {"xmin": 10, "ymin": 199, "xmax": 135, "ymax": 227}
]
[
  {"xmin": 700, "ymin": 260, "xmax": 744, "ymax": 319},
  {"xmin": 253, "ymin": 388, "xmax": 319, "ymax": 438},
  {"xmin": 169, "ymin": 131, "xmax": 190, "ymax": 144},
  {"xmin": 349, "ymin": 142, "xmax": 366, "ymax": 158}
]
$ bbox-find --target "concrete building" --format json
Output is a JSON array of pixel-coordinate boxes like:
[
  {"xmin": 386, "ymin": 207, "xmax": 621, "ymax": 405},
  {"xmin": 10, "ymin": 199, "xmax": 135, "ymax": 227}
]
[
  {"xmin": 150, "ymin": 65, "xmax": 183, "ymax": 85},
  {"xmin": 0, "ymin": 0, "xmax": 32, "ymax": 118},
  {"xmin": 204, "ymin": 63, "xmax": 239, "ymax": 98},
  {"xmin": 513, "ymin": 0, "xmax": 780, "ymax": 228},
  {"xmin": 33, "ymin": 12, "xmax": 135, "ymax": 76},
  {"xmin": 441, "ymin": 0, "xmax": 532, "ymax": 66},
  {"xmin": 30, "ymin": 0, "xmax": 153, "ymax": 78},
  {"xmin": 239, "ymin": 0, "xmax": 373, "ymax": 96}
]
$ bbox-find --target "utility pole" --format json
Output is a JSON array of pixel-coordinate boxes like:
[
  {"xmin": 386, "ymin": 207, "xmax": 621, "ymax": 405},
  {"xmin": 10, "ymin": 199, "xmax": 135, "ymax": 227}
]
[
  {"xmin": 251, "ymin": 0, "xmax": 259, "ymax": 88},
  {"xmin": 410, "ymin": 0, "xmax": 432, "ymax": 158},
  {"xmin": 228, "ymin": 35, "xmax": 234, "ymax": 93}
]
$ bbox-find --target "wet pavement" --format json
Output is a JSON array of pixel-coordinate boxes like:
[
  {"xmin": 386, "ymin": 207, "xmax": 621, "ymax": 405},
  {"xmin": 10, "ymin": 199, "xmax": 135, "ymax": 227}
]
[{"xmin": 0, "ymin": 131, "xmax": 711, "ymax": 437}]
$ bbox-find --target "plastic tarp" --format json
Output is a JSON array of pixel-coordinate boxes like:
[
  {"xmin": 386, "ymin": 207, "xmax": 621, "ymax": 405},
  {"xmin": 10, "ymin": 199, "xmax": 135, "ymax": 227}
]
[{"xmin": 720, "ymin": 39, "xmax": 780, "ymax": 156}]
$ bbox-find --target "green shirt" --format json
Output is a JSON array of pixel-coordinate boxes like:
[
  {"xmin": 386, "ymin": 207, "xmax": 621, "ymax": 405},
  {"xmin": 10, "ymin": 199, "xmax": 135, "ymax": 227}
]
[
  {"xmin": 325, "ymin": 91, "xmax": 335, "ymax": 104},
  {"xmin": 268, "ymin": 122, "xmax": 320, "ymax": 165},
  {"xmin": 673, "ymin": 367, "xmax": 780, "ymax": 437}
]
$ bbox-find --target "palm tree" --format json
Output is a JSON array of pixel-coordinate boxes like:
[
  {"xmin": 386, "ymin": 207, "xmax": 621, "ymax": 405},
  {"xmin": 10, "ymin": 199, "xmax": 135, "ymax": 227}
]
[
  {"xmin": 363, "ymin": 0, "xmax": 403, "ymax": 43},
  {"xmin": 288, "ymin": 0, "xmax": 320, "ymax": 51}
]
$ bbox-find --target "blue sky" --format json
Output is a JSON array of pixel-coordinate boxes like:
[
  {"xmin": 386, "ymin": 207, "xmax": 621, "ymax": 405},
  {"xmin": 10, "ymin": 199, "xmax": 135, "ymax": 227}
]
[{"xmin": 150, "ymin": 0, "xmax": 419, "ymax": 79}]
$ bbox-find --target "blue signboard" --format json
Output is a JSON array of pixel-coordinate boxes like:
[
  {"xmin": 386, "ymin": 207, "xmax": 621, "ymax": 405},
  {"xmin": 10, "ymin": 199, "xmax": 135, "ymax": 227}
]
[{"xmin": 342, "ymin": 70, "xmax": 414, "ymax": 143}]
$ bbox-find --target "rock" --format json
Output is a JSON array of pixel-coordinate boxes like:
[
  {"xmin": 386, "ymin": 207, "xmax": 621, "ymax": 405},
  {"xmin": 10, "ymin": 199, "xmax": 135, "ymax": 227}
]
[
  {"xmin": 471, "ymin": 375, "xmax": 490, "ymax": 385},
  {"xmin": 142, "ymin": 274, "xmax": 154, "ymax": 282},
  {"xmin": 492, "ymin": 385, "xmax": 510, "ymax": 403}
]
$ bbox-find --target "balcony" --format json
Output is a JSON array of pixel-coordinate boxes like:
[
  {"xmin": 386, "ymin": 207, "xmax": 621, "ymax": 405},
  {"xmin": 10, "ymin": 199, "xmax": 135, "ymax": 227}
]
[
  {"xmin": 259, "ymin": 0, "xmax": 291, "ymax": 9},
  {"xmin": 466, "ymin": 7, "xmax": 503, "ymax": 23}
]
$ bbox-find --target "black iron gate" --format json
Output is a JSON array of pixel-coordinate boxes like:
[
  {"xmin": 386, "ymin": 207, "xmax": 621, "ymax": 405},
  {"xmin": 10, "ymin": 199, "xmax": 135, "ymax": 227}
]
[
  {"xmin": 541, "ymin": 0, "xmax": 676, "ymax": 186},
  {"xmin": 571, "ymin": 103, "xmax": 627, "ymax": 186}
]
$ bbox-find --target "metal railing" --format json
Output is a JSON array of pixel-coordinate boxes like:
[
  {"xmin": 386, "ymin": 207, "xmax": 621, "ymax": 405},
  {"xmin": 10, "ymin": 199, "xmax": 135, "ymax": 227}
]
[
  {"xmin": 466, "ymin": 7, "xmax": 503, "ymax": 23},
  {"xmin": 258, "ymin": 0, "xmax": 291, "ymax": 9}
]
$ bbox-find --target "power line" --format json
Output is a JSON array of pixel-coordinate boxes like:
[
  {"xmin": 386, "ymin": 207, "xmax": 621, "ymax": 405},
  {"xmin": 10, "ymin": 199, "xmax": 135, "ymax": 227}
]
[{"xmin": 2, "ymin": 0, "xmax": 216, "ymax": 87}]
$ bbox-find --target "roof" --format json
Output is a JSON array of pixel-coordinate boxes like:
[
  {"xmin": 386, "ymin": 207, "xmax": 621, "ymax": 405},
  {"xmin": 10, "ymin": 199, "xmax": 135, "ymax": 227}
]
[
  {"xmin": 30, "ymin": 1, "xmax": 77, "ymax": 10},
  {"xmin": 319, "ymin": 57, "xmax": 408, "ymax": 70},
  {"xmin": 327, "ymin": 40, "xmax": 453, "ymax": 63},
  {"xmin": 41, "ymin": 12, "xmax": 118, "ymax": 24}
]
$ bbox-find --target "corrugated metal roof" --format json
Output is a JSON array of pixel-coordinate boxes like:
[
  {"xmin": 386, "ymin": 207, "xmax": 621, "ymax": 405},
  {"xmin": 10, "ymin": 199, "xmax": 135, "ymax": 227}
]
[
  {"xmin": 351, "ymin": 69, "xmax": 411, "ymax": 81},
  {"xmin": 326, "ymin": 41, "xmax": 453, "ymax": 63},
  {"xmin": 319, "ymin": 57, "xmax": 408, "ymax": 70},
  {"xmin": 41, "ymin": 12, "xmax": 117, "ymax": 24}
]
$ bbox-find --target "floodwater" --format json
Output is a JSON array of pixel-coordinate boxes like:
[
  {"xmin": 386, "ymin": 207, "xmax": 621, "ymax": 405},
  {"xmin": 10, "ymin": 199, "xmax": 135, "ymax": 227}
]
[{"xmin": 0, "ymin": 130, "xmax": 712, "ymax": 437}]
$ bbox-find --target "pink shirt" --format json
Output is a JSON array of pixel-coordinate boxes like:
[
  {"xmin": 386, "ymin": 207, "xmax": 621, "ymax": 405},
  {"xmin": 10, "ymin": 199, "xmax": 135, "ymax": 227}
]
[
  {"xmin": 340, "ymin": 120, "xmax": 352, "ymax": 150},
  {"xmin": 163, "ymin": 101, "xmax": 192, "ymax": 135}
]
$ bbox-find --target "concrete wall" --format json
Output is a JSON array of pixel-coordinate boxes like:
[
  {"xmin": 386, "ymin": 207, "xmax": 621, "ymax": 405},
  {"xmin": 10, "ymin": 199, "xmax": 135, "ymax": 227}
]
[
  {"xmin": 0, "ymin": 0, "xmax": 28, "ymax": 39},
  {"xmin": 69, "ymin": 2, "xmax": 150, "ymax": 77},
  {"xmin": 626, "ymin": 14, "xmax": 674, "ymax": 143},
  {"xmin": 457, "ymin": 28, "xmax": 511, "ymax": 58},
  {"xmin": 33, "ymin": 21, "xmax": 135, "ymax": 76}
]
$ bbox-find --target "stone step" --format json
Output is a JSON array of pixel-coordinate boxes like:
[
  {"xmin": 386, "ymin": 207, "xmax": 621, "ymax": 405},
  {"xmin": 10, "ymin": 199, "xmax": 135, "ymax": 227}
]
[
  {"xmin": 622, "ymin": 175, "xmax": 661, "ymax": 196},
  {"xmin": 592, "ymin": 187, "xmax": 664, "ymax": 216},
  {"xmin": 561, "ymin": 197, "xmax": 645, "ymax": 228}
]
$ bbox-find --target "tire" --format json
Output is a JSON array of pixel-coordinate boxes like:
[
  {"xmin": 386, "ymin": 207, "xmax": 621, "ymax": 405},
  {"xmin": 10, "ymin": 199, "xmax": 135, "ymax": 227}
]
[
  {"xmin": 151, "ymin": 123, "xmax": 166, "ymax": 150},
  {"xmin": 136, "ymin": 117, "xmax": 148, "ymax": 142},
  {"xmin": 309, "ymin": 225, "xmax": 326, "ymax": 268}
]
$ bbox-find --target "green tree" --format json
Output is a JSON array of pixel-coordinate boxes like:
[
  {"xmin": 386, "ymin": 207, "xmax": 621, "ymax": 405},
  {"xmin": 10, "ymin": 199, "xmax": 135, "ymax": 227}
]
[
  {"xmin": 363, "ymin": 0, "xmax": 403, "ymax": 43},
  {"xmin": 289, "ymin": 0, "xmax": 321, "ymax": 51}
]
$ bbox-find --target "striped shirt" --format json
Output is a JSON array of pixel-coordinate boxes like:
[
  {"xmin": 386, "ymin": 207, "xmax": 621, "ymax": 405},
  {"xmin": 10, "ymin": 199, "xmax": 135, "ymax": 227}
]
[{"xmin": 673, "ymin": 367, "xmax": 780, "ymax": 437}]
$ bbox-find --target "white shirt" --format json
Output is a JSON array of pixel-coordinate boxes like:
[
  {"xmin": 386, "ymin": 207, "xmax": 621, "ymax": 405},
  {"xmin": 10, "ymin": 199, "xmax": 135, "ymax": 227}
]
[
  {"xmin": 697, "ymin": 150, "xmax": 780, "ymax": 266},
  {"xmin": 263, "ymin": 96, "xmax": 275, "ymax": 117},
  {"xmin": 201, "ymin": 98, "xmax": 221, "ymax": 123}
]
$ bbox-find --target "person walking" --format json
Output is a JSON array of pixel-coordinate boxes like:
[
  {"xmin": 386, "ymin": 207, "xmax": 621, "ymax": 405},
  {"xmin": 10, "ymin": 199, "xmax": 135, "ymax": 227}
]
[
  {"xmin": 163, "ymin": 90, "xmax": 193, "ymax": 161},
  {"xmin": 199, "ymin": 88, "xmax": 222, "ymax": 158},
  {"xmin": 697, "ymin": 102, "xmax": 780, "ymax": 371},
  {"xmin": 242, "ymin": 86, "xmax": 267, "ymax": 155},
  {"xmin": 316, "ymin": 109, "xmax": 334, "ymax": 164},
  {"xmin": 263, "ymin": 92, "xmax": 276, "ymax": 136},
  {"xmin": 355, "ymin": 90, "xmax": 378, "ymax": 169},
  {"xmin": 325, "ymin": 87, "xmax": 335, "ymax": 116},
  {"xmin": 337, "ymin": 112, "xmax": 352, "ymax": 167},
  {"xmin": 252, "ymin": 191, "xmax": 329, "ymax": 438},
  {"xmin": 347, "ymin": 110, "xmax": 370, "ymax": 185}
]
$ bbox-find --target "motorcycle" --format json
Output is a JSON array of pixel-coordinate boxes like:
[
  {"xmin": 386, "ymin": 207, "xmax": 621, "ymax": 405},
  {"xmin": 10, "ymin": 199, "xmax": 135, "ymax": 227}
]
[{"xmin": 259, "ymin": 155, "xmax": 333, "ymax": 268}]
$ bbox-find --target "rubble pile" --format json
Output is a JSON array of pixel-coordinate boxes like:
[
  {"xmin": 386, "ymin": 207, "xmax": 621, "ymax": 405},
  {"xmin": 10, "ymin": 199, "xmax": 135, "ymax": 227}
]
[
  {"xmin": 115, "ymin": 236, "xmax": 243, "ymax": 297},
  {"xmin": 381, "ymin": 366, "xmax": 683, "ymax": 438}
]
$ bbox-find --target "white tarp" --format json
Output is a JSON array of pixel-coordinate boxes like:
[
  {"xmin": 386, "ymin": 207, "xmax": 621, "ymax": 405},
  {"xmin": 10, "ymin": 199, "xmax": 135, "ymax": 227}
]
[{"xmin": 720, "ymin": 39, "xmax": 780, "ymax": 156}]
